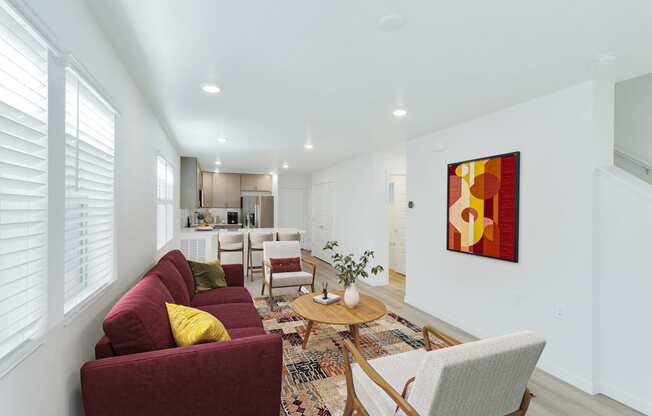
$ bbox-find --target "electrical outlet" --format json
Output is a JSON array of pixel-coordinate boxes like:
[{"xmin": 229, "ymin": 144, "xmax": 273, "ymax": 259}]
[{"xmin": 554, "ymin": 305, "xmax": 565, "ymax": 320}]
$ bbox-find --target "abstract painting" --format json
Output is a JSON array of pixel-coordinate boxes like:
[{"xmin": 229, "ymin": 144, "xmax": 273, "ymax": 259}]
[{"xmin": 447, "ymin": 152, "xmax": 520, "ymax": 262}]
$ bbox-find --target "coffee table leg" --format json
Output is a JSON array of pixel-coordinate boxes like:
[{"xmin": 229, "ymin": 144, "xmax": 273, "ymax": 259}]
[
  {"xmin": 349, "ymin": 324, "xmax": 360, "ymax": 350},
  {"xmin": 302, "ymin": 320, "xmax": 314, "ymax": 350}
]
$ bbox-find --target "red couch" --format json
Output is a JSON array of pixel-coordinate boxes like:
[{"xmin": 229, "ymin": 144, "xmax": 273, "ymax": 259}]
[{"xmin": 81, "ymin": 250, "xmax": 282, "ymax": 416}]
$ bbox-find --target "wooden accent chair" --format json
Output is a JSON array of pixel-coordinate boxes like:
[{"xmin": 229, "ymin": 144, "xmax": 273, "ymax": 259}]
[
  {"xmin": 342, "ymin": 326, "xmax": 545, "ymax": 416},
  {"xmin": 261, "ymin": 241, "xmax": 316, "ymax": 311},
  {"xmin": 247, "ymin": 232, "xmax": 274, "ymax": 279},
  {"xmin": 217, "ymin": 232, "xmax": 244, "ymax": 265}
]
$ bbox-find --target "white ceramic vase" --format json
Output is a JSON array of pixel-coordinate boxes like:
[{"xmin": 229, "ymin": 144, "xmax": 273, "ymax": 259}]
[{"xmin": 343, "ymin": 283, "xmax": 360, "ymax": 309}]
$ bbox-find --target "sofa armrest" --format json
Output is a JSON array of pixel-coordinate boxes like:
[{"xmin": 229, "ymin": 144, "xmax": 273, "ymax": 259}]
[
  {"xmin": 81, "ymin": 334, "xmax": 282, "ymax": 416},
  {"xmin": 222, "ymin": 263, "xmax": 244, "ymax": 287}
]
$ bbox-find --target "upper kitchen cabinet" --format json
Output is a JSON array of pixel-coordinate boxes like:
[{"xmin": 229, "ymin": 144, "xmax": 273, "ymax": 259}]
[
  {"xmin": 180, "ymin": 157, "xmax": 200, "ymax": 209},
  {"xmin": 201, "ymin": 171, "xmax": 214, "ymax": 207},
  {"xmin": 241, "ymin": 174, "xmax": 273, "ymax": 192},
  {"xmin": 202, "ymin": 172, "xmax": 241, "ymax": 208}
]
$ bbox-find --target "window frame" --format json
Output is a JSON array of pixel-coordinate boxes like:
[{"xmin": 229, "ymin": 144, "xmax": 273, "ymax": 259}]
[
  {"xmin": 156, "ymin": 154, "xmax": 174, "ymax": 251},
  {"xmin": 62, "ymin": 67, "xmax": 116, "ymax": 322}
]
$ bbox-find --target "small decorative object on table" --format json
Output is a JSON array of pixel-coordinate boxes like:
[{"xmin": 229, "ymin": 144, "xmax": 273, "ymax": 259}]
[
  {"xmin": 323, "ymin": 241, "xmax": 384, "ymax": 309},
  {"xmin": 313, "ymin": 282, "xmax": 340, "ymax": 304}
]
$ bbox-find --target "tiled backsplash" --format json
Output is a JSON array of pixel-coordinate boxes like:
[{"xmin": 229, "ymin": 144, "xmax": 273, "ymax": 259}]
[{"xmin": 180, "ymin": 208, "xmax": 242, "ymax": 227}]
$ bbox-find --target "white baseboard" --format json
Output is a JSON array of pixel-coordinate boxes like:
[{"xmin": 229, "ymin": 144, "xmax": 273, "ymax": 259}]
[{"xmin": 596, "ymin": 382, "xmax": 652, "ymax": 415}]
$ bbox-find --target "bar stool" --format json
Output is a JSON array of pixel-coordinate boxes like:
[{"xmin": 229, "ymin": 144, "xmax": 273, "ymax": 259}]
[
  {"xmin": 248, "ymin": 232, "xmax": 274, "ymax": 278},
  {"xmin": 276, "ymin": 231, "xmax": 301, "ymax": 242},
  {"xmin": 218, "ymin": 232, "xmax": 245, "ymax": 266}
]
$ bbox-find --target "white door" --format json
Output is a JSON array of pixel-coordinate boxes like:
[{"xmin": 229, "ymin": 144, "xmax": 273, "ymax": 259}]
[
  {"xmin": 389, "ymin": 175, "xmax": 407, "ymax": 274},
  {"xmin": 311, "ymin": 182, "xmax": 334, "ymax": 262}
]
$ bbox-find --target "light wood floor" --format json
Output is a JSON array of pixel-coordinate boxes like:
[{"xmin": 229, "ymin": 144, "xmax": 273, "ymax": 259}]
[{"xmin": 245, "ymin": 251, "xmax": 643, "ymax": 416}]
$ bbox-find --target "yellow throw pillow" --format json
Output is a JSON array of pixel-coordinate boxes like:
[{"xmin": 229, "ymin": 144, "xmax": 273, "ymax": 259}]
[{"xmin": 166, "ymin": 303, "xmax": 231, "ymax": 347}]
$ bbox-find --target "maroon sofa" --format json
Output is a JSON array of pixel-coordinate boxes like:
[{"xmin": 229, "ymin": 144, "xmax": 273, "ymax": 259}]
[{"xmin": 80, "ymin": 250, "xmax": 282, "ymax": 416}]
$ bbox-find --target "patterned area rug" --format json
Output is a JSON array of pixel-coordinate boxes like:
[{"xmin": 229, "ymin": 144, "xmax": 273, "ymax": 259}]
[{"xmin": 254, "ymin": 293, "xmax": 437, "ymax": 416}]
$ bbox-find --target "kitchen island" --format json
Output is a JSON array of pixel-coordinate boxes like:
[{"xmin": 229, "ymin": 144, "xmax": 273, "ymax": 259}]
[{"xmin": 179, "ymin": 228, "xmax": 306, "ymax": 267}]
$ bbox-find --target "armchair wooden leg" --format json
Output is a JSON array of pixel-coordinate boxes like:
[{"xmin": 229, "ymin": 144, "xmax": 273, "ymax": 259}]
[
  {"xmin": 260, "ymin": 280, "xmax": 265, "ymax": 295},
  {"xmin": 342, "ymin": 343, "xmax": 356, "ymax": 416},
  {"xmin": 268, "ymin": 286, "xmax": 274, "ymax": 312}
]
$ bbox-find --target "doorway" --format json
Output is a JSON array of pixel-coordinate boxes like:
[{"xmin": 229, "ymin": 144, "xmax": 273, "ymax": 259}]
[{"xmin": 388, "ymin": 174, "xmax": 407, "ymax": 287}]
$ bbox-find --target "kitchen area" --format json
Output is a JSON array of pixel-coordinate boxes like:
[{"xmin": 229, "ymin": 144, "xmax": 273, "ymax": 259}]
[{"xmin": 179, "ymin": 157, "xmax": 305, "ymax": 267}]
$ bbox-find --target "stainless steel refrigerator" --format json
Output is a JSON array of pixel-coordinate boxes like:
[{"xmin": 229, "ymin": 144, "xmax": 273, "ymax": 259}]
[{"xmin": 241, "ymin": 194, "xmax": 274, "ymax": 228}]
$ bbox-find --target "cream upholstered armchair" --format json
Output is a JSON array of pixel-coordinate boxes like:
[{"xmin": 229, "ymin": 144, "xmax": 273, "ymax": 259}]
[
  {"xmin": 342, "ymin": 327, "xmax": 545, "ymax": 416},
  {"xmin": 262, "ymin": 241, "xmax": 316, "ymax": 311}
]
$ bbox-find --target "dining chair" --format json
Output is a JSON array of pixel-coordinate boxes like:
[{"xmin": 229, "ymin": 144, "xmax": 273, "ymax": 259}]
[
  {"xmin": 247, "ymin": 232, "xmax": 274, "ymax": 279},
  {"xmin": 217, "ymin": 232, "xmax": 244, "ymax": 265}
]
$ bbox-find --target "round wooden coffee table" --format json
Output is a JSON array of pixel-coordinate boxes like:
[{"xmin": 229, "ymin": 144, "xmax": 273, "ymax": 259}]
[{"xmin": 291, "ymin": 290, "xmax": 387, "ymax": 350}]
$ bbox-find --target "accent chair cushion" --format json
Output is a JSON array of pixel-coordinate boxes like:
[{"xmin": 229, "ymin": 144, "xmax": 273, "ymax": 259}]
[
  {"xmin": 352, "ymin": 349, "xmax": 427, "ymax": 416},
  {"xmin": 161, "ymin": 250, "xmax": 196, "ymax": 300},
  {"xmin": 269, "ymin": 257, "xmax": 301, "ymax": 273},
  {"xmin": 266, "ymin": 271, "xmax": 313, "ymax": 287},
  {"xmin": 188, "ymin": 259, "xmax": 227, "ymax": 292},
  {"xmin": 149, "ymin": 259, "xmax": 191, "ymax": 305},
  {"xmin": 166, "ymin": 303, "xmax": 231, "ymax": 346},
  {"xmin": 103, "ymin": 275, "xmax": 176, "ymax": 355}
]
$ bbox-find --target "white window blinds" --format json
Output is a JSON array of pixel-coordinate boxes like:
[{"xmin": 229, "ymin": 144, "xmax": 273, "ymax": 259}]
[
  {"xmin": 0, "ymin": 0, "xmax": 48, "ymax": 374},
  {"xmin": 64, "ymin": 69, "xmax": 115, "ymax": 315},
  {"xmin": 156, "ymin": 156, "xmax": 173, "ymax": 250}
]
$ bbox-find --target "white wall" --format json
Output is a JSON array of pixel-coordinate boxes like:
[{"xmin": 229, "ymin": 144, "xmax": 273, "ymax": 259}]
[
  {"xmin": 277, "ymin": 174, "xmax": 312, "ymax": 248},
  {"xmin": 406, "ymin": 82, "xmax": 603, "ymax": 393},
  {"xmin": 311, "ymin": 146, "xmax": 405, "ymax": 286},
  {"xmin": 615, "ymin": 73, "xmax": 652, "ymax": 184},
  {"xmin": 0, "ymin": 0, "xmax": 178, "ymax": 415},
  {"xmin": 595, "ymin": 167, "xmax": 652, "ymax": 415}
]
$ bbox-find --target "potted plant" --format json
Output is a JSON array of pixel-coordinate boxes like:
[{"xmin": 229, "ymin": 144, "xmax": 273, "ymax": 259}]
[{"xmin": 323, "ymin": 241, "xmax": 384, "ymax": 308}]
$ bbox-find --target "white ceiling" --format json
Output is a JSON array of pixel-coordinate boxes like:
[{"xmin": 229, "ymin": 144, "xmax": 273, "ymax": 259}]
[{"xmin": 86, "ymin": 0, "xmax": 652, "ymax": 174}]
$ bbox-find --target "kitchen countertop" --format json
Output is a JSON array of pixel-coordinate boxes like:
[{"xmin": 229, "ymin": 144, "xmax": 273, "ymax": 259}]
[{"xmin": 180, "ymin": 227, "xmax": 305, "ymax": 237}]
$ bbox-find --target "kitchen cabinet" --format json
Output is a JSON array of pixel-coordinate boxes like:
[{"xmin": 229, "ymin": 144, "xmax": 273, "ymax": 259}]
[
  {"xmin": 241, "ymin": 174, "xmax": 272, "ymax": 192},
  {"xmin": 202, "ymin": 172, "xmax": 241, "ymax": 208},
  {"xmin": 180, "ymin": 157, "xmax": 200, "ymax": 209},
  {"xmin": 201, "ymin": 171, "xmax": 214, "ymax": 207}
]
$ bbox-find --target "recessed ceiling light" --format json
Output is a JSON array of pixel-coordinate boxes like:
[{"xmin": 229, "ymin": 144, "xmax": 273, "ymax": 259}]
[
  {"xmin": 216, "ymin": 137, "xmax": 228, "ymax": 143},
  {"xmin": 393, "ymin": 108, "xmax": 408, "ymax": 117},
  {"xmin": 282, "ymin": 162, "xmax": 289, "ymax": 169},
  {"xmin": 269, "ymin": 171, "xmax": 274, "ymax": 175},
  {"xmin": 201, "ymin": 83, "xmax": 221, "ymax": 94},
  {"xmin": 304, "ymin": 143, "xmax": 313, "ymax": 150},
  {"xmin": 214, "ymin": 159, "xmax": 222, "ymax": 165},
  {"xmin": 214, "ymin": 168, "xmax": 220, "ymax": 173}
]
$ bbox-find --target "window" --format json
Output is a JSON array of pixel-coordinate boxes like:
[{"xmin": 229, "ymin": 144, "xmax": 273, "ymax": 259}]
[
  {"xmin": 157, "ymin": 155, "xmax": 174, "ymax": 250},
  {"xmin": 63, "ymin": 69, "xmax": 115, "ymax": 315},
  {"xmin": 0, "ymin": 0, "xmax": 48, "ymax": 375}
]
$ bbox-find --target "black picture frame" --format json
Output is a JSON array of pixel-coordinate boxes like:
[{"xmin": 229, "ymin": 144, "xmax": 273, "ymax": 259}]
[{"xmin": 445, "ymin": 151, "xmax": 520, "ymax": 263}]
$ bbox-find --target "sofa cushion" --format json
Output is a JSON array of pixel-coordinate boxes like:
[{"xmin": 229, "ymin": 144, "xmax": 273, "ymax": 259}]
[
  {"xmin": 161, "ymin": 250, "xmax": 196, "ymax": 299},
  {"xmin": 166, "ymin": 303, "xmax": 231, "ymax": 346},
  {"xmin": 149, "ymin": 259, "xmax": 191, "ymax": 305},
  {"xmin": 188, "ymin": 259, "xmax": 227, "ymax": 292},
  {"xmin": 103, "ymin": 275, "xmax": 176, "ymax": 355},
  {"xmin": 190, "ymin": 287, "xmax": 253, "ymax": 307},
  {"xmin": 197, "ymin": 303, "xmax": 263, "ymax": 330},
  {"xmin": 227, "ymin": 327, "xmax": 266, "ymax": 340}
]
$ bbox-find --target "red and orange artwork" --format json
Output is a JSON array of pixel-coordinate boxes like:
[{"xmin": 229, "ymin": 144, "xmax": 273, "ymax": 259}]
[{"xmin": 447, "ymin": 152, "xmax": 520, "ymax": 262}]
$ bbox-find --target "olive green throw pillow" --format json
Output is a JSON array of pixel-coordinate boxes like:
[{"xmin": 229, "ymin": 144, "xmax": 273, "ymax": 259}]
[{"xmin": 188, "ymin": 259, "xmax": 227, "ymax": 292}]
